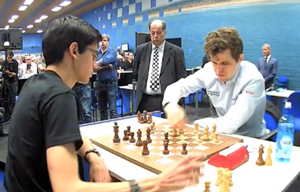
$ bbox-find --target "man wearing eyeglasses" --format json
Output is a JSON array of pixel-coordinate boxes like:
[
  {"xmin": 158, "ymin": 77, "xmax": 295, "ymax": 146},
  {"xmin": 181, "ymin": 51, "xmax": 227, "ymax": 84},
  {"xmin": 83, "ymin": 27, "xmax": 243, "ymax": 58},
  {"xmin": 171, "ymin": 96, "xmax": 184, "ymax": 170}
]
[{"xmin": 133, "ymin": 19, "xmax": 187, "ymax": 115}]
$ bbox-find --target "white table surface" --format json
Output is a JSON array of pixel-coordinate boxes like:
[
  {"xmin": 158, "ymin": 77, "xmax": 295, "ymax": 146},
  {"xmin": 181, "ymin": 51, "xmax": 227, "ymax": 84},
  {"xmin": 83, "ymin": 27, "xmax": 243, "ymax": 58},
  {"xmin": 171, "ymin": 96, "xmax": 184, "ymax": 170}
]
[
  {"xmin": 266, "ymin": 89, "xmax": 295, "ymax": 98},
  {"xmin": 80, "ymin": 116, "xmax": 300, "ymax": 192},
  {"xmin": 119, "ymin": 85, "xmax": 133, "ymax": 90}
]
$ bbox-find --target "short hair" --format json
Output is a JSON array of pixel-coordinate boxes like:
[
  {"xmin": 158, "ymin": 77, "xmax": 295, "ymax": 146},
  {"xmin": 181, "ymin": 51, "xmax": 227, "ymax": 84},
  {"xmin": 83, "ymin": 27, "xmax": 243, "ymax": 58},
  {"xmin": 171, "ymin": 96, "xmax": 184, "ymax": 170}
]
[
  {"xmin": 102, "ymin": 34, "xmax": 110, "ymax": 41},
  {"xmin": 262, "ymin": 44, "xmax": 271, "ymax": 49},
  {"xmin": 148, "ymin": 20, "xmax": 166, "ymax": 31},
  {"xmin": 42, "ymin": 15, "xmax": 102, "ymax": 66},
  {"xmin": 7, "ymin": 50, "xmax": 14, "ymax": 57},
  {"xmin": 204, "ymin": 27, "xmax": 243, "ymax": 62}
]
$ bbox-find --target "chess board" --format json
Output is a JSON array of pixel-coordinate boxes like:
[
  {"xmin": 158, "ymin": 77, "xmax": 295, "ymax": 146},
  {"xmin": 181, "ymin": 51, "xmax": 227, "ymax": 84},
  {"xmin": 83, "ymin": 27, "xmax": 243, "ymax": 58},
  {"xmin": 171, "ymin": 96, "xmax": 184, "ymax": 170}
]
[{"xmin": 91, "ymin": 122, "xmax": 243, "ymax": 174}]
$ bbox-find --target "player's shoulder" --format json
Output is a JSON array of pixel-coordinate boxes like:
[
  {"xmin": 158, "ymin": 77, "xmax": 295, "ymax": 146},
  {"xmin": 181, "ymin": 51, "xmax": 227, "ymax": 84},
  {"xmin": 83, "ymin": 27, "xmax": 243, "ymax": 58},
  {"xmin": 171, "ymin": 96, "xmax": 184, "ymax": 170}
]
[
  {"xmin": 136, "ymin": 42, "xmax": 150, "ymax": 51},
  {"xmin": 166, "ymin": 41, "xmax": 182, "ymax": 51},
  {"xmin": 240, "ymin": 61, "xmax": 263, "ymax": 80}
]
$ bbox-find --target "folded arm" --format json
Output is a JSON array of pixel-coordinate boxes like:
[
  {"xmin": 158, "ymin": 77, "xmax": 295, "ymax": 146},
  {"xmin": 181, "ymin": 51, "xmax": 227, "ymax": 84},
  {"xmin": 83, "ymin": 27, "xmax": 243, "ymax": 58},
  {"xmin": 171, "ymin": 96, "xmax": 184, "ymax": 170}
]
[{"xmin": 96, "ymin": 49, "xmax": 117, "ymax": 67}]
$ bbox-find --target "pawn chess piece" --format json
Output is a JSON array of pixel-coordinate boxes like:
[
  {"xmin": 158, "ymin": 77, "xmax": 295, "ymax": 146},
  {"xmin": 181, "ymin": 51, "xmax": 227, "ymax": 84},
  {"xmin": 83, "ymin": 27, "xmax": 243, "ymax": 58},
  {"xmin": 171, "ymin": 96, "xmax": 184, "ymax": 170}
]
[
  {"xmin": 147, "ymin": 114, "xmax": 152, "ymax": 124},
  {"xmin": 171, "ymin": 128, "xmax": 178, "ymax": 137},
  {"xmin": 213, "ymin": 133, "xmax": 219, "ymax": 143},
  {"xmin": 163, "ymin": 140, "xmax": 169, "ymax": 155},
  {"xmin": 202, "ymin": 126, "xmax": 209, "ymax": 141},
  {"xmin": 181, "ymin": 143, "xmax": 188, "ymax": 155},
  {"xmin": 164, "ymin": 132, "xmax": 169, "ymax": 143},
  {"xmin": 256, "ymin": 144, "xmax": 265, "ymax": 166},
  {"xmin": 137, "ymin": 111, "xmax": 141, "ymax": 123},
  {"xmin": 204, "ymin": 181, "xmax": 211, "ymax": 192},
  {"xmin": 113, "ymin": 122, "xmax": 120, "ymax": 143},
  {"xmin": 142, "ymin": 140, "xmax": 149, "ymax": 156},
  {"xmin": 265, "ymin": 145, "xmax": 273, "ymax": 166},
  {"xmin": 150, "ymin": 122, "xmax": 156, "ymax": 134},
  {"xmin": 127, "ymin": 126, "xmax": 131, "ymax": 137},
  {"xmin": 197, "ymin": 132, "xmax": 202, "ymax": 143},
  {"xmin": 123, "ymin": 130, "xmax": 129, "ymax": 141},
  {"xmin": 194, "ymin": 123, "xmax": 199, "ymax": 134},
  {"xmin": 129, "ymin": 132, "xmax": 136, "ymax": 143},
  {"xmin": 179, "ymin": 127, "xmax": 185, "ymax": 135},
  {"xmin": 136, "ymin": 129, "xmax": 143, "ymax": 146},
  {"xmin": 146, "ymin": 128, "xmax": 152, "ymax": 143}
]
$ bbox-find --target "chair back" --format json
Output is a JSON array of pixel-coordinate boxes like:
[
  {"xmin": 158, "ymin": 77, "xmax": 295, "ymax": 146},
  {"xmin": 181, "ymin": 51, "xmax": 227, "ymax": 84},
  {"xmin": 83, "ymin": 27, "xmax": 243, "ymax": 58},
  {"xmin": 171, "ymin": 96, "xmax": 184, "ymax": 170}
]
[
  {"xmin": 287, "ymin": 91, "xmax": 300, "ymax": 118},
  {"xmin": 278, "ymin": 76, "xmax": 288, "ymax": 83},
  {"xmin": 264, "ymin": 101, "xmax": 282, "ymax": 141}
]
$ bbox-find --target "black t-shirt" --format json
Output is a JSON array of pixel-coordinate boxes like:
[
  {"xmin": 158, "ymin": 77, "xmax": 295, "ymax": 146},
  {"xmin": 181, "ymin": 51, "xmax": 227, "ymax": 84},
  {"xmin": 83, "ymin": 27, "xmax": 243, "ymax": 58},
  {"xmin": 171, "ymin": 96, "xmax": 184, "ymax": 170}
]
[
  {"xmin": 4, "ymin": 71, "xmax": 83, "ymax": 192},
  {"xmin": 1, "ymin": 59, "xmax": 18, "ymax": 83}
]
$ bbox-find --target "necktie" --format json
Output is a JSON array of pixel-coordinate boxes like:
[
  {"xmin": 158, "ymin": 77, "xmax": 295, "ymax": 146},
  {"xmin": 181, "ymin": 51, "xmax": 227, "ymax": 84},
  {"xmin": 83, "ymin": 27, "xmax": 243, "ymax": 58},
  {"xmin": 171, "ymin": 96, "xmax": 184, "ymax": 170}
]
[
  {"xmin": 150, "ymin": 47, "xmax": 160, "ymax": 92},
  {"xmin": 264, "ymin": 56, "xmax": 268, "ymax": 68}
]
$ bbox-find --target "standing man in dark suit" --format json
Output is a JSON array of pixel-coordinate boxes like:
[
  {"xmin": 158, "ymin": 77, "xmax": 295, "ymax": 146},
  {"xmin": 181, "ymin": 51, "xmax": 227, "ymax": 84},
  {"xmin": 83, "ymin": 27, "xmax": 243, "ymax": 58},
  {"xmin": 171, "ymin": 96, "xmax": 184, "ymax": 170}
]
[
  {"xmin": 133, "ymin": 19, "xmax": 187, "ymax": 114},
  {"xmin": 257, "ymin": 44, "xmax": 278, "ymax": 89}
]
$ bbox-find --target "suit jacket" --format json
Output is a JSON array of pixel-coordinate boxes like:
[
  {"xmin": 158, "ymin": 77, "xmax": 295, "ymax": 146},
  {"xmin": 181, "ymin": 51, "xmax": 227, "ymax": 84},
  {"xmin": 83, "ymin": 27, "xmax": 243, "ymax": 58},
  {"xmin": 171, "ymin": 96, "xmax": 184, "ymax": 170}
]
[
  {"xmin": 133, "ymin": 41, "xmax": 187, "ymax": 110},
  {"xmin": 257, "ymin": 56, "xmax": 278, "ymax": 83}
]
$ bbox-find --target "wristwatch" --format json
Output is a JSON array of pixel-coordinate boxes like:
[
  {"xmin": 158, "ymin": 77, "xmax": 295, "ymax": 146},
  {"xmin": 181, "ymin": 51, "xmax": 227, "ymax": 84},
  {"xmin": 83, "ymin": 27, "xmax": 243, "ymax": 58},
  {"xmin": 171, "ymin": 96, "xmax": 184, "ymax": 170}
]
[
  {"xmin": 83, "ymin": 149, "xmax": 100, "ymax": 163},
  {"xmin": 129, "ymin": 179, "xmax": 141, "ymax": 192}
]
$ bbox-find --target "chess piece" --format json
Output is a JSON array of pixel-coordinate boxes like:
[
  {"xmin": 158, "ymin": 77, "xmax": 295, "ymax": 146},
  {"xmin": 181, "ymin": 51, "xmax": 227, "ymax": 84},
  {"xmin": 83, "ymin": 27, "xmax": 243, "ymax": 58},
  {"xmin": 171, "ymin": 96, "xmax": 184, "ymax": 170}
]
[
  {"xmin": 171, "ymin": 128, "xmax": 178, "ymax": 137},
  {"xmin": 129, "ymin": 132, "xmax": 136, "ymax": 143},
  {"xmin": 198, "ymin": 132, "xmax": 202, "ymax": 140},
  {"xmin": 215, "ymin": 168, "xmax": 224, "ymax": 186},
  {"xmin": 202, "ymin": 126, "xmax": 209, "ymax": 141},
  {"xmin": 150, "ymin": 122, "xmax": 156, "ymax": 134},
  {"xmin": 163, "ymin": 140, "xmax": 169, "ymax": 155},
  {"xmin": 137, "ymin": 111, "xmax": 141, "ymax": 123},
  {"xmin": 179, "ymin": 127, "xmax": 185, "ymax": 135},
  {"xmin": 147, "ymin": 114, "xmax": 152, "ymax": 124},
  {"xmin": 146, "ymin": 128, "xmax": 152, "ymax": 143},
  {"xmin": 204, "ymin": 181, "xmax": 211, "ymax": 192},
  {"xmin": 194, "ymin": 123, "xmax": 199, "ymax": 134},
  {"xmin": 256, "ymin": 144, "xmax": 265, "ymax": 166},
  {"xmin": 123, "ymin": 130, "xmax": 129, "ymax": 141},
  {"xmin": 136, "ymin": 129, "xmax": 143, "ymax": 146},
  {"xmin": 164, "ymin": 132, "xmax": 169, "ymax": 143},
  {"xmin": 181, "ymin": 143, "xmax": 188, "ymax": 155},
  {"xmin": 142, "ymin": 140, "xmax": 149, "ymax": 156},
  {"xmin": 220, "ymin": 171, "xmax": 231, "ymax": 192},
  {"xmin": 143, "ymin": 110, "xmax": 148, "ymax": 123},
  {"xmin": 228, "ymin": 170, "xmax": 233, "ymax": 187},
  {"xmin": 113, "ymin": 122, "xmax": 121, "ymax": 143},
  {"xmin": 127, "ymin": 126, "xmax": 131, "ymax": 137},
  {"xmin": 265, "ymin": 145, "xmax": 273, "ymax": 166},
  {"xmin": 213, "ymin": 133, "xmax": 219, "ymax": 143}
]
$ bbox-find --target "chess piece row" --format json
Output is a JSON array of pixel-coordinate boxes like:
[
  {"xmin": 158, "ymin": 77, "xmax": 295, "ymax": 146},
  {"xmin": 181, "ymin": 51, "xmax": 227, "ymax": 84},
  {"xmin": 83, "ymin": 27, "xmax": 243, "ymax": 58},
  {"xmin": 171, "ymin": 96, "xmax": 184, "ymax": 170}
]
[
  {"xmin": 137, "ymin": 110, "xmax": 153, "ymax": 124},
  {"xmin": 216, "ymin": 168, "xmax": 233, "ymax": 192},
  {"xmin": 256, "ymin": 144, "xmax": 272, "ymax": 166},
  {"xmin": 193, "ymin": 123, "xmax": 219, "ymax": 143}
]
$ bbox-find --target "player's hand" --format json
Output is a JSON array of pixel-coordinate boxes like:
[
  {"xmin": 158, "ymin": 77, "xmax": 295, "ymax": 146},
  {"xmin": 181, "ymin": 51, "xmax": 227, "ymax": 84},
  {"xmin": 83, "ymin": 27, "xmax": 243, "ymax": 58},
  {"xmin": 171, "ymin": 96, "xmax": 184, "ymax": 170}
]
[
  {"xmin": 157, "ymin": 154, "xmax": 206, "ymax": 191},
  {"xmin": 164, "ymin": 103, "xmax": 186, "ymax": 127},
  {"xmin": 89, "ymin": 156, "xmax": 111, "ymax": 183},
  {"xmin": 92, "ymin": 63, "xmax": 98, "ymax": 69}
]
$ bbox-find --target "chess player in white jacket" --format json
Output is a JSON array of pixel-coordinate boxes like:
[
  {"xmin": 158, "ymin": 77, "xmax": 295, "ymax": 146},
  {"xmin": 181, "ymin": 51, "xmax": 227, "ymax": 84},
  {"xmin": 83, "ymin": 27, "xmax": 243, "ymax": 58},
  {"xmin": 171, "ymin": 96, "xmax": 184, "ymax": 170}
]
[{"xmin": 163, "ymin": 27, "xmax": 266, "ymax": 138}]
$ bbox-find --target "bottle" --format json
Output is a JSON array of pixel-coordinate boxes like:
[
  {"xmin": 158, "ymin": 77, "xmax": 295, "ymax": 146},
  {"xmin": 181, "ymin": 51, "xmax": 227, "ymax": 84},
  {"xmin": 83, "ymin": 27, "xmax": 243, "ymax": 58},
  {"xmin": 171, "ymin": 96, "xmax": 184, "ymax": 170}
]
[{"xmin": 275, "ymin": 102, "xmax": 295, "ymax": 163}]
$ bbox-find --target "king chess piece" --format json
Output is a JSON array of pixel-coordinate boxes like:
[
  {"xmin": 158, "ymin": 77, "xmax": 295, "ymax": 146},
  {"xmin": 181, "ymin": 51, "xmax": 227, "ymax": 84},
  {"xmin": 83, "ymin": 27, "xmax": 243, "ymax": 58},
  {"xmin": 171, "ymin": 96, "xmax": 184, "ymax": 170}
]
[{"xmin": 113, "ymin": 122, "xmax": 120, "ymax": 143}]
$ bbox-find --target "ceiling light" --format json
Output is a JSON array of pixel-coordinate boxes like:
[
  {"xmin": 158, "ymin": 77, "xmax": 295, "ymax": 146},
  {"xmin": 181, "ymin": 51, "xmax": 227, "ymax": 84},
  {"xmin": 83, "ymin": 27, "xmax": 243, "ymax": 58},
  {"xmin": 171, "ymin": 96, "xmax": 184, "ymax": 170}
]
[
  {"xmin": 22, "ymin": 30, "xmax": 25, "ymax": 33},
  {"xmin": 37, "ymin": 29, "xmax": 43, "ymax": 33},
  {"xmin": 5, "ymin": 25, "xmax": 9, "ymax": 30},
  {"xmin": 35, "ymin": 19, "xmax": 42, "ymax": 23},
  {"xmin": 60, "ymin": 1, "xmax": 71, "ymax": 7},
  {"xmin": 51, "ymin": 6, "xmax": 62, "ymax": 12},
  {"xmin": 8, "ymin": 19, "xmax": 15, "ymax": 23},
  {"xmin": 11, "ymin": 15, "xmax": 19, "ymax": 19},
  {"xmin": 27, "ymin": 24, "xmax": 33, "ymax": 28},
  {"xmin": 18, "ymin": 5, "xmax": 27, "ymax": 11},
  {"xmin": 40, "ymin": 15, "xmax": 48, "ymax": 20},
  {"xmin": 24, "ymin": 0, "xmax": 34, "ymax": 5}
]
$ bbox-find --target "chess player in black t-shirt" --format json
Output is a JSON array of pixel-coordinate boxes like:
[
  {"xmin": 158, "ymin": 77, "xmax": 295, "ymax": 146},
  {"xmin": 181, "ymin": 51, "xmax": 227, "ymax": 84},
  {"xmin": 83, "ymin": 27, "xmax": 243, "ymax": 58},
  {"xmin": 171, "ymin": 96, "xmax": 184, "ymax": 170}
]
[{"xmin": 4, "ymin": 15, "xmax": 206, "ymax": 192}]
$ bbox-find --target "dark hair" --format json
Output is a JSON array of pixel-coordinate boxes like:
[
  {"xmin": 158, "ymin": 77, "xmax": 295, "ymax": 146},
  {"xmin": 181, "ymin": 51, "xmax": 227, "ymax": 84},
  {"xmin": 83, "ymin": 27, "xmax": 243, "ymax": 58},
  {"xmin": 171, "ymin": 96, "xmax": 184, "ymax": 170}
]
[
  {"xmin": 204, "ymin": 27, "xmax": 243, "ymax": 62},
  {"xmin": 42, "ymin": 15, "xmax": 102, "ymax": 66},
  {"xmin": 148, "ymin": 19, "xmax": 166, "ymax": 30},
  {"xmin": 6, "ymin": 50, "xmax": 14, "ymax": 57}
]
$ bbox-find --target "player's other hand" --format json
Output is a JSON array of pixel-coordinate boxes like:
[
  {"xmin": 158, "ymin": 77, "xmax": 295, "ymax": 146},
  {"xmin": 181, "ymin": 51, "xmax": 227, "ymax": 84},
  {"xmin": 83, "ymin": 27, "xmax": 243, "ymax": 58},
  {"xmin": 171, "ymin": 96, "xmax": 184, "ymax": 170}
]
[
  {"xmin": 89, "ymin": 157, "xmax": 111, "ymax": 183},
  {"xmin": 164, "ymin": 103, "xmax": 186, "ymax": 127},
  {"xmin": 157, "ymin": 154, "xmax": 206, "ymax": 191}
]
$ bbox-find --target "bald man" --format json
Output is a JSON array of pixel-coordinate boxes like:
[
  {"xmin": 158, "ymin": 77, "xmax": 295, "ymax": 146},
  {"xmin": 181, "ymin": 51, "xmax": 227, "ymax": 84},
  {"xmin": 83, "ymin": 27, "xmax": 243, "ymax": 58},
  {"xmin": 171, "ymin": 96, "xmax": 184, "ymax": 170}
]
[{"xmin": 133, "ymin": 19, "xmax": 187, "ymax": 114}]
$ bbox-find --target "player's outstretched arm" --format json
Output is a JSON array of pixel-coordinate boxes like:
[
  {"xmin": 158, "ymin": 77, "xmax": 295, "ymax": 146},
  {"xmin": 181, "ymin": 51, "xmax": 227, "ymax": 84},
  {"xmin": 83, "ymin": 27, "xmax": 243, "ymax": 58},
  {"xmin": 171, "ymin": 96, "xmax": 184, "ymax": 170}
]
[{"xmin": 47, "ymin": 143, "xmax": 206, "ymax": 192}]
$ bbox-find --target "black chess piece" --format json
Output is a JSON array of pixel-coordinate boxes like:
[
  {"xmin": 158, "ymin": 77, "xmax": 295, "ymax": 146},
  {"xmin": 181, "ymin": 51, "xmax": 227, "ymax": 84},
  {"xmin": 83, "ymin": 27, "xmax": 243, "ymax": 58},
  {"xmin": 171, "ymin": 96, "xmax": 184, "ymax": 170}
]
[
  {"xmin": 164, "ymin": 132, "xmax": 169, "ymax": 143},
  {"xmin": 181, "ymin": 142, "xmax": 188, "ymax": 155},
  {"xmin": 129, "ymin": 132, "xmax": 136, "ymax": 143},
  {"xmin": 142, "ymin": 140, "xmax": 149, "ymax": 156},
  {"xmin": 146, "ymin": 128, "xmax": 152, "ymax": 143},
  {"xmin": 163, "ymin": 140, "xmax": 169, "ymax": 155},
  {"xmin": 136, "ymin": 129, "xmax": 143, "ymax": 147},
  {"xmin": 123, "ymin": 130, "xmax": 129, "ymax": 141},
  {"xmin": 113, "ymin": 122, "xmax": 120, "ymax": 143}
]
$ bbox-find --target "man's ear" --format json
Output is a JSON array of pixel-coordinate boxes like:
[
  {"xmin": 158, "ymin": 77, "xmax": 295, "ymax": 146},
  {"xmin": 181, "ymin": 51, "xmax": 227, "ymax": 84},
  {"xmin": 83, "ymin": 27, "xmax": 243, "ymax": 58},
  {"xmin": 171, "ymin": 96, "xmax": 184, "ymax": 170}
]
[
  {"xmin": 69, "ymin": 42, "xmax": 79, "ymax": 60},
  {"xmin": 238, "ymin": 54, "xmax": 244, "ymax": 62}
]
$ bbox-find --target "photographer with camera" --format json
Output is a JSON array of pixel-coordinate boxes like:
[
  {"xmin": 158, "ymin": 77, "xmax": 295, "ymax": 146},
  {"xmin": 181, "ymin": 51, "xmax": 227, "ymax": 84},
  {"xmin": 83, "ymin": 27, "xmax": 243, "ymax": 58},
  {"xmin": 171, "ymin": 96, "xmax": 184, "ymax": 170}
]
[{"xmin": 1, "ymin": 50, "xmax": 18, "ymax": 116}]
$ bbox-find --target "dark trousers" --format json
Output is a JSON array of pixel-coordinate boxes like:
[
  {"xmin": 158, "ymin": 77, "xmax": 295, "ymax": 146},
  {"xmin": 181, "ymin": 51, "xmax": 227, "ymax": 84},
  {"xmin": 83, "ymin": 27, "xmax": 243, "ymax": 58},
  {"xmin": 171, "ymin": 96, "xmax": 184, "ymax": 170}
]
[
  {"xmin": 97, "ymin": 79, "xmax": 118, "ymax": 120},
  {"xmin": 7, "ymin": 81, "xmax": 18, "ymax": 115},
  {"xmin": 138, "ymin": 94, "xmax": 165, "ymax": 117},
  {"xmin": 73, "ymin": 85, "xmax": 92, "ymax": 123},
  {"xmin": 0, "ymin": 107, "xmax": 5, "ymax": 133}
]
